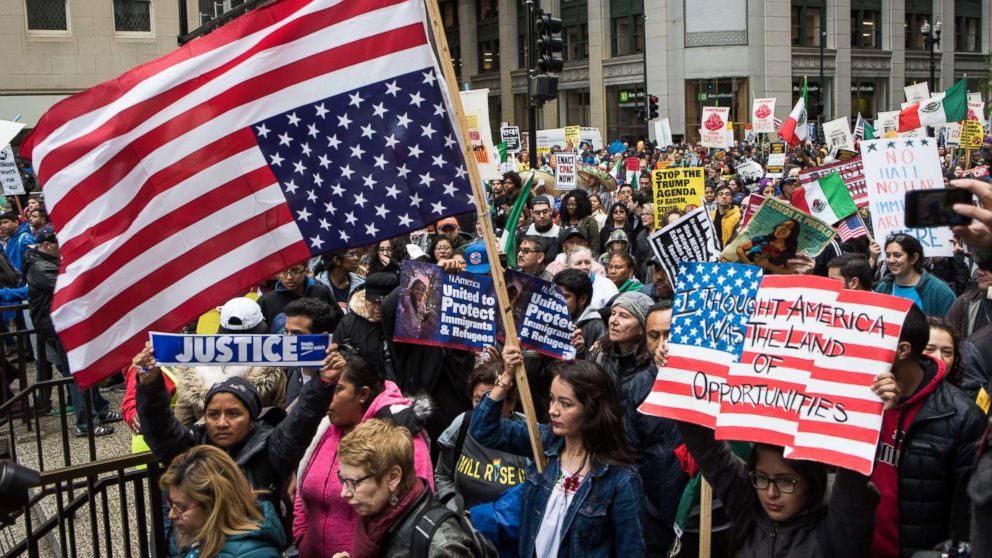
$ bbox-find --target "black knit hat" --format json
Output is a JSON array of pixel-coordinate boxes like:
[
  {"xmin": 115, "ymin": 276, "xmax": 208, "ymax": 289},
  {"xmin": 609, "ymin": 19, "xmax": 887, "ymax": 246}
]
[{"xmin": 205, "ymin": 377, "xmax": 261, "ymax": 420}]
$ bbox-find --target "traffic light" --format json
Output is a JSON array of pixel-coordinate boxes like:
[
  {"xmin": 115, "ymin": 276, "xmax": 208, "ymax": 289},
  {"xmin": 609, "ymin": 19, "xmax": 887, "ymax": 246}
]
[
  {"xmin": 531, "ymin": 11, "xmax": 563, "ymax": 101},
  {"xmin": 648, "ymin": 95, "xmax": 659, "ymax": 120}
]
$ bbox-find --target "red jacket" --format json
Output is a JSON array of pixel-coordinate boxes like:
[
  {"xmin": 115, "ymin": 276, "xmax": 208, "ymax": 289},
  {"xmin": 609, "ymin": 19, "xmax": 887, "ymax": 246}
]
[{"xmin": 121, "ymin": 365, "xmax": 175, "ymax": 428}]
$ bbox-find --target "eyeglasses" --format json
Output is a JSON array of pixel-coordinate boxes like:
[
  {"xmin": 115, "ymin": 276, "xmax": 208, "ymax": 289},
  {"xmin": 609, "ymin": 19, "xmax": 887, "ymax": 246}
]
[
  {"xmin": 280, "ymin": 268, "xmax": 307, "ymax": 277},
  {"xmin": 517, "ymin": 247, "xmax": 542, "ymax": 255},
  {"xmin": 337, "ymin": 471, "xmax": 373, "ymax": 493},
  {"xmin": 166, "ymin": 498, "xmax": 200, "ymax": 517},
  {"xmin": 749, "ymin": 472, "xmax": 800, "ymax": 494}
]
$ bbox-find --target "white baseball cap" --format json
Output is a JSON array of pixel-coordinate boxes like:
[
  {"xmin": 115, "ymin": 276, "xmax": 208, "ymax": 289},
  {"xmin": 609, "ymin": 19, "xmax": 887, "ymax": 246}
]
[{"xmin": 219, "ymin": 297, "xmax": 265, "ymax": 332}]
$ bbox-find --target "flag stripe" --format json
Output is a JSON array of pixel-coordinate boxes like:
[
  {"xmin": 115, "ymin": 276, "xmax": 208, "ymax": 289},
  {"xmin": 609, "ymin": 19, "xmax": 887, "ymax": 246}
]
[
  {"xmin": 53, "ymin": 168, "xmax": 278, "ymax": 316},
  {"xmin": 52, "ymin": 44, "xmax": 436, "ymax": 247},
  {"xmin": 57, "ymin": 202, "xmax": 296, "ymax": 348},
  {"xmin": 66, "ymin": 221, "xmax": 310, "ymax": 374},
  {"xmin": 48, "ymin": 23, "xmax": 428, "ymax": 228},
  {"xmin": 26, "ymin": 0, "xmax": 355, "ymax": 163}
]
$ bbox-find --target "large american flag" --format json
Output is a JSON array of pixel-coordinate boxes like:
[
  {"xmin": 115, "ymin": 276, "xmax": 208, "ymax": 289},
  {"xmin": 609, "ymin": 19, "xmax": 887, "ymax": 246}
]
[
  {"xmin": 20, "ymin": 0, "xmax": 475, "ymax": 388},
  {"xmin": 639, "ymin": 262, "xmax": 764, "ymax": 427},
  {"xmin": 798, "ymin": 157, "xmax": 868, "ymax": 209}
]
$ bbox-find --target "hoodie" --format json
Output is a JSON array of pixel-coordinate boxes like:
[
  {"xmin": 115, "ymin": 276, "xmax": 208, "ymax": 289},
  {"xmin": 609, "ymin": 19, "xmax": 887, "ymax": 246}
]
[
  {"xmin": 870, "ymin": 355, "xmax": 943, "ymax": 558},
  {"xmin": 292, "ymin": 381, "xmax": 434, "ymax": 557}
]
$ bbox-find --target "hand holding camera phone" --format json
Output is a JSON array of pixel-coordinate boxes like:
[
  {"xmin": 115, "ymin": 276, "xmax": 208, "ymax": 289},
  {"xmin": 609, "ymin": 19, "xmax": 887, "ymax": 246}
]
[{"xmin": 904, "ymin": 188, "xmax": 974, "ymax": 228}]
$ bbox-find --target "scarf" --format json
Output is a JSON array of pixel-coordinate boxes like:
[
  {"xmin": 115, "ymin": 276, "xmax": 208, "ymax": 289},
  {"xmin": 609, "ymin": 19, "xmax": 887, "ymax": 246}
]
[{"xmin": 351, "ymin": 479, "xmax": 427, "ymax": 558}]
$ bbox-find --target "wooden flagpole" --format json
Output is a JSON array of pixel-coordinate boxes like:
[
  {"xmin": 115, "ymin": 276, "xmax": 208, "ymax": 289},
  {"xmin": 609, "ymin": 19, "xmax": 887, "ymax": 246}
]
[
  {"xmin": 699, "ymin": 479, "xmax": 713, "ymax": 558},
  {"xmin": 423, "ymin": 0, "xmax": 547, "ymax": 472}
]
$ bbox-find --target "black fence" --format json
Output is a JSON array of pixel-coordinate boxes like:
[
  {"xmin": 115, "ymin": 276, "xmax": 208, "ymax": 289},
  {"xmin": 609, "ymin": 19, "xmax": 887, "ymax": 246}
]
[{"xmin": 0, "ymin": 303, "xmax": 167, "ymax": 557}]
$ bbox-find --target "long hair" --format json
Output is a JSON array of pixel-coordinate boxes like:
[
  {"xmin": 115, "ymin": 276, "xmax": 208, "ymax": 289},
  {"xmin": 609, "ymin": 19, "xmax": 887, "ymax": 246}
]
[
  {"xmin": 160, "ymin": 445, "xmax": 265, "ymax": 558},
  {"xmin": 885, "ymin": 234, "xmax": 925, "ymax": 272},
  {"xmin": 429, "ymin": 235, "xmax": 457, "ymax": 262},
  {"xmin": 777, "ymin": 219, "xmax": 801, "ymax": 255},
  {"xmin": 560, "ymin": 190, "xmax": 593, "ymax": 223},
  {"xmin": 549, "ymin": 360, "xmax": 633, "ymax": 467}
]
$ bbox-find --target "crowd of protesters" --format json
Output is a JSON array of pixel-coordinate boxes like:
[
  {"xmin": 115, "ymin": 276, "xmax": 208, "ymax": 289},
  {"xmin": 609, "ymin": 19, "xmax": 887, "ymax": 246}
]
[{"xmin": 4, "ymin": 134, "xmax": 992, "ymax": 558}]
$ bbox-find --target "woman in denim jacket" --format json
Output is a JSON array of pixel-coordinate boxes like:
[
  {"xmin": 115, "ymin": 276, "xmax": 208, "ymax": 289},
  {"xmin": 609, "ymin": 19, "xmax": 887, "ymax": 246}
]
[{"xmin": 470, "ymin": 351, "xmax": 646, "ymax": 557}]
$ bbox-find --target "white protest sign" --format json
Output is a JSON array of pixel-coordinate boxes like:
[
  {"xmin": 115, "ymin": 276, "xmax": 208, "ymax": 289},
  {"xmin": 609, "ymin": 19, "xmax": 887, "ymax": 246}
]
[
  {"xmin": 536, "ymin": 128, "xmax": 565, "ymax": 156},
  {"xmin": 823, "ymin": 116, "xmax": 854, "ymax": 150},
  {"xmin": 861, "ymin": 138, "xmax": 953, "ymax": 256},
  {"xmin": 0, "ymin": 121, "xmax": 25, "ymax": 149},
  {"xmin": 554, "ymin": 152, "xmax": 577, "ymax": 190},
  {"xmin": 736, "ymin": 160, "xmax": 765, "ymax": 188},
  {"xmin": 904, "ymin": 82, "xmax": 930, "ymax": 104},
  {"xmin": 968, "ymin": 100, "xmax": 986, "ymax": 123},
  {"xmin": 969, "ymin": 92, "xmax": 983, "ymax": 104},
  {"xmin": 0, "ymin": 145, "xmax": 25, "ymax": 196},
  {"xmin": 580, "ymin": 127, "xmax": 604, "ymax": 150},
  {"xmin": 654, "ymin": 117, "xmax": 673, "ymax": 148},
  {"xmin": 752, "ymin": 98, "xmax": 777, "ymax": 133},
  {"xmin": 500, "ymin": 126, "xmax": 521, "ymax": 153},
  {"xmin": 945, "ymin": 122, "xmax": 962, "ymax": 146},
  {"xmin": 699, "ymin": 107, "xmax": 730, "ymax": 148},
  {"xmin": 876, "ymin": 111, "xmax": 900, "ymax": 135}
]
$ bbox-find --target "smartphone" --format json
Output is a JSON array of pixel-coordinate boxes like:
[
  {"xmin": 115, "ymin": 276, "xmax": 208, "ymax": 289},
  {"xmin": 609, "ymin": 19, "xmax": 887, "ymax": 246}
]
[{"xmin": 904, "ymin": 189, "xmax": 973, "ymax": 228}]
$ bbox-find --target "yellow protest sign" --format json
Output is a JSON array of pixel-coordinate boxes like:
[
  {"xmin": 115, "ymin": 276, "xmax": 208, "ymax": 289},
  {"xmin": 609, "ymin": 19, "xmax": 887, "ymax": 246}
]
[
  {"xmin": 564, "ymin": 125, "xmax": 581, "ymax": 149},
  {"xmin": 652, "ymin": 167, "xmax": 706, "ymax": 223},
  {"xmin": 961, "ymin": 120, "xmax": 985, "ymax": 150}
]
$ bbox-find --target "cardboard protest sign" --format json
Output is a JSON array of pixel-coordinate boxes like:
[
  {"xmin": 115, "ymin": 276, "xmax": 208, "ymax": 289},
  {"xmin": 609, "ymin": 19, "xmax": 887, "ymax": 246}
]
[
  {"xmin": 652, "ymin": 167, "xmax": 705, "ymax": 218},
  {"xmin": 752, "ymin": 98, "xmax": 777, "ymax": 133},
  {"xmin": 0, "ymin": 146, "xmax": 25, "ymax": 196},
  {"xmin": 554, "ymin": 152, "xmax": 577, "ymax": 191},
  {"xmin": 503, "ymin": 270, "xmax": 577, "ymax": 360},
  {"xmin": 860, "ymin": 138, "xmax": 953, "ymax": 256},
  {"xmin": 501, "ymin": 126, "xmax": 521, "ymax": 153},
  {"xmin": 798, "ymin": 157, "xmax": 868, "ymax": 208},
  {"xmin": 639, "ymin": 262, "xmax": 764, "ymax": 427},
  {"xmin": 736, "ymin": 160, "xmax": 765, "ymax": 189},
  {"xmin": 460, "ymin": 89, "xmax": 501, "ymax": 180},
  {"xmin": 740, "ymin": 194, "xmax": 765, "ymax": 227},
  {"xmin": 722, "ymin": 196, "xmax": 837, "ymax": 273},
  {"xmin": 641, "ymin": 266, "xmax": 913, "ymax": 474},
  {"xmin": 655, "ymin": 117, "xmax": 673, "ymax": 148},
  {"xmin": 904, "ymin": 82, "xmax": 930, "ymax": 104},
  {"xmin": 626, "ymin": 157, "xmax": 640, "ymax": 173},
  {"xmin": 0, "ymin": 121, "xmax": 25, "ymax": 150},
  {"xmin": 766, "ymin": 142, "xmax": 787, "ymax": 178},
  {"xmin": 700, "ymin": 107, "xmax": 730, "ymax": 148},
  {"xmin": 968, "ymin": 99, "xmax": 986, "ymax": 123},
  {"xmin": 822, "ymin": 117, "xmax": 854, "ymax": 151},
  {"xmin": 647, "ymin": 207, "xmax": 721, "ymax": 288},
  {"xmin": 961, "ymin": 120, "xmax": 985, "ymax": 150},
  {"xmin": 876, "ymin": 111, "xmax": 899, "ymax": 135},
  {"xmin": 579, "ymin": 127, "xmax": 604, "ymax": 150},
  {"xmin": 564, "ymin": 125, "xmax": 581, "ymax": 150},
  {"xmin": 536, "ymin": 128, "xmax": 564, "ymax": 156},
  {"xmin": 394, "ymin": 261, "xmax": 497, "ymax": 351},
  {"xmin": 971, "ymin": 166, "xmax": 990, "ymax": 178},
  {"xmin": 150, "ymin": 333, "xmax": 331, "ymax": 366}
]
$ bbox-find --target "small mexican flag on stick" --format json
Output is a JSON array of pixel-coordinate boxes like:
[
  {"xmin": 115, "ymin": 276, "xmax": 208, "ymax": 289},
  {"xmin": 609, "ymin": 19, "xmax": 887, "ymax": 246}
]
[
  {"xmin": 778, "ymin": 77, "xmax": 808, "ymax": 147},
  {"xmin": 790, "ymin": 172, "xmax": 857, "ymax": 225}
]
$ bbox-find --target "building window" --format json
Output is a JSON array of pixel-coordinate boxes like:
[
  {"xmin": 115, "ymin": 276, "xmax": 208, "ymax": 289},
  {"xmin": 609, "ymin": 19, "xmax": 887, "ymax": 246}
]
[
  {"xmin": 114, "ymin": 0, "xmax": 152, "ymax": 33},
  {"xmin": 562, "ymin": 0, "xmax": 588, "ymax": 61},
  {"xmin": 607, "ymin": 84, "xmax": 646, "ymax": 142},
  {"xmin": 851, "ymin": 8, "xmax": 881, "ymax": 48},
  {"xmin": 610, "ymin": 0, "xmax": 643, "ymax": 57},
  {"xmin": 791, "ymin": 0, "xmax": 823, "ymax": 47},
  {"xmin": 559, "ymin": 89, "xmax": 591, "ymax": 126},
  {"xmin": 955, "ymin": 0, "xmax": 982, "ymax": 53},
  {"xmin": 517, "ymin": 0, "xmax": 528, "ymax": 69},
  {"xmin": 440, "ymin": 0, "xmax": 461, "ymax": 81},
  {"xmin": 904, "ymin": 0, "xmax": 931, "ymax": 50},
  {"xmin": 477, "ymin": 0, "xmax": 499, "ymax": 72},
  {"xmin": 25, "ymin": 0, "xmax": 68, "ymax": 32}
]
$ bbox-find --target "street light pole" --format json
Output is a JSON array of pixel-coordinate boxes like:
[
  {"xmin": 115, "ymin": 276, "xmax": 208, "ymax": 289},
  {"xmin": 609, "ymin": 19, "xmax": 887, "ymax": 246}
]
[
  {"xmin": 818, "ymin": 29, "xmax": 825, "ymax": 128},
  {"xmin": 922, "ymin": 19, "xmax": 942, "ymax": 92},
  {"xmin": 526, "ymin": 0, "xmax": 538, "ymax": 169},
  {"xmin": 642, "ymin": 14, "xmax": 650, "ymax": 141}
]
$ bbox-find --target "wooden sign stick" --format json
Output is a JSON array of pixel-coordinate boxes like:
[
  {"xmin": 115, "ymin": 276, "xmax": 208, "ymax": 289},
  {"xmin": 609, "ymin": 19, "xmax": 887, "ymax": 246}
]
[
  {"xmin": 699, "ymin": 479, "xmax": 713, "ymax": 558},
  {"xmin": 423, "ymin": 0, "xmax": 547, "ymax": 472}
]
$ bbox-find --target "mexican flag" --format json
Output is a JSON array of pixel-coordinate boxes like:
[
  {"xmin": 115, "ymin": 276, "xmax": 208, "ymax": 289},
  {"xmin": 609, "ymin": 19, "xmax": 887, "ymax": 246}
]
[
  {"xmin": 863, "ymin": 120, "xmax": 876, "ymax": 140},
  {"xmin": 778, "ymin": 78, "xmax": 808, "ymax": 147},
  {"xmin": 898, "ymin": 79, "xmax": 968, "ymax": 131},
  {"xmin": 790, "ymin": 172, "xmax": 857, "ymax": 225}
]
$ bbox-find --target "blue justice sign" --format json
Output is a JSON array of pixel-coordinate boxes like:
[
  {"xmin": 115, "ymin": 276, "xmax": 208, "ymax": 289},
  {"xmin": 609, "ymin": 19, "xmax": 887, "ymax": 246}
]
[{"xmin": 150, "ymin": 333, "xmax": 331, "ymax": 367}]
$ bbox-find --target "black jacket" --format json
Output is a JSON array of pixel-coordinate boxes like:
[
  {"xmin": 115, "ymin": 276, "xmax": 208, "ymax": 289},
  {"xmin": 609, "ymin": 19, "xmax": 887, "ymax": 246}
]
[
  {"xmin": 24, "ymin": 248, "xmax": 58, "ymax": 336},
  {"xmin": 136, "ymin": 372, "xmax": 334, "ymax": 501},
  {"xmin": 334, "ymin": 289, "xmax": 394, "ymax": 380},
  {"xmin": 895, "ymin": 380, "xmax": 985, "ymax": 553},
  {"xmin": 379, "ymin": 480, "xmax": 476, "ymax": 557},
  {"xmin": 680, "ymin": 422, "xmax": 880, "ymax": 557},
  {"xmin": 625, "ymin": 367, "xmax": 687, "ymax": 555}
]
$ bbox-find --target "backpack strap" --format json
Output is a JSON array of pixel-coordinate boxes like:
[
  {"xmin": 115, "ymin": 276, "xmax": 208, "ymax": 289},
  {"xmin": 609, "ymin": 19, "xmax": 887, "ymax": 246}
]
[
  {"xmin": 448, "ymin": 412, "xmax": 473, "ymax": 479},
  {"xmin": 410, "ymin": 505, "xmax": 459, "ymax": 558}
]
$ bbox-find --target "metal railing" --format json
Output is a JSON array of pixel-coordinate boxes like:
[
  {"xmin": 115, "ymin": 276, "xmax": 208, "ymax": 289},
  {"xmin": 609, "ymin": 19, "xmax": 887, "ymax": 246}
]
[{"xmin": 0, "ymin": 304, "xmax": 167, "ymax": 557}]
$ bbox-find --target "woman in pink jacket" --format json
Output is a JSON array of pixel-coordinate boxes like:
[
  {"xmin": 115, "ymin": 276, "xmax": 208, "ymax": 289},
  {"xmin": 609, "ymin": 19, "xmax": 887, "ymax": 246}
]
[{"xmin": 292, "ymin": 349, "xmax": 434, "ymax": 556}]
